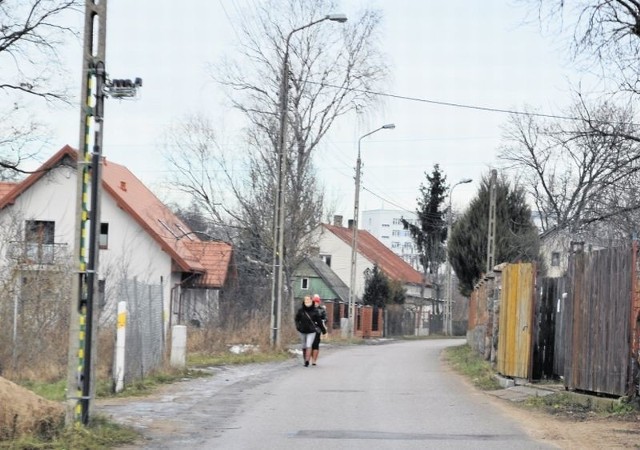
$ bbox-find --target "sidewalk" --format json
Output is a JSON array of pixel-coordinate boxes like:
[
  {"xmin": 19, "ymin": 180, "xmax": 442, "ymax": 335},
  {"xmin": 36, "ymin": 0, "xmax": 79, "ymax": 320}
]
[
  {"xmin": 488, "ymin": 376, "xmax": 622, "ymax": 412},
  {"xmin": 488, "ymin": 379, "xmax": 563, "ymax": 403}
]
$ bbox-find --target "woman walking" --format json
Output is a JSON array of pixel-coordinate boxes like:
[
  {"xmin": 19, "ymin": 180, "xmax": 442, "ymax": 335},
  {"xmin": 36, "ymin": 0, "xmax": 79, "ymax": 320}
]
[
  {"xmin": 294, "ymin": 296, "xmax": 326, "ymax": 367},
  {"xmin": 310, "ymin": 294, "xmax": 327, "ymax": 365}
]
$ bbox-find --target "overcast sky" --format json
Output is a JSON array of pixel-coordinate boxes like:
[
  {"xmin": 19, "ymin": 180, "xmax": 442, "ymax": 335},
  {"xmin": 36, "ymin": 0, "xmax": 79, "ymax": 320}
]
[{"xmin": 42, "ymin": 0, "xmax": 581, "ymax": 220}]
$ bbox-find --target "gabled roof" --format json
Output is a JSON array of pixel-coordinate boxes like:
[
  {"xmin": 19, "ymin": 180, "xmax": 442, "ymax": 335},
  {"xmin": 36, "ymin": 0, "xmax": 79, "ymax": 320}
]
[
  {"xmin": 0, "ymin": 182, "xmax": 16, "ymax": 200},
  {"xmin": 322, "ymin": 223, "xmax": 424, "ymax": 285},
  {"xmin": 0, "ymin": 145, "xmax": 233, "ymax": 288},
  {"xmin": 184, "ymin": 241, "xmax": 233, "ymax": 288},
  {"xmin": 100, "ymin": 152, "xmax": 205, "ymax": 273},
  {"xmin": 305, "ymin": 256, "xmax": 349, "ymax": 302}
]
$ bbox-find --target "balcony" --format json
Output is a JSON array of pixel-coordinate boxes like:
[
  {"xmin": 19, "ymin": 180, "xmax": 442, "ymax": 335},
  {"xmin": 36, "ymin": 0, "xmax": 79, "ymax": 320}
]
[{"xmin": 7, "ymin": 241, "xmax": 69, "ymax": 266}]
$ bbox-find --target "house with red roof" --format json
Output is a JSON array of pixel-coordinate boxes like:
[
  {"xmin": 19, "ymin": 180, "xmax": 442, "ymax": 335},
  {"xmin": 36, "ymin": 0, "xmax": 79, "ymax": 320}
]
[
  {"xmin": 0, "ymin": 146, "xmax": 235, "ymax": 328},
  {"xmin": 316, "ymin": 217, "xmax": 431, "ymax": 305}
]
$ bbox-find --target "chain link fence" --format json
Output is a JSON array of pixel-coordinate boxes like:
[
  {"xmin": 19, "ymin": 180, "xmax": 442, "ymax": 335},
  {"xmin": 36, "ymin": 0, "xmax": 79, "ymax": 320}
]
[{"xmin": 115, "ymin": 277, "xmax": 165, "ymax": 384}]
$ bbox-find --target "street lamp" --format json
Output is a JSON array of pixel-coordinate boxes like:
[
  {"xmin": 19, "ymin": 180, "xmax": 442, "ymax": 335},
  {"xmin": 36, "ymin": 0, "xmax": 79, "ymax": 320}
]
[
  {"xmin": 271, "ymin": 14, "xmax": 347, "ymax": 348},
  {"xmin": 348, "ymin": 123, "xmax": 395, "ymax": 337},
  {"xmin": 445, "ymin": 178, "xmax": 472, "ymax": 336}
]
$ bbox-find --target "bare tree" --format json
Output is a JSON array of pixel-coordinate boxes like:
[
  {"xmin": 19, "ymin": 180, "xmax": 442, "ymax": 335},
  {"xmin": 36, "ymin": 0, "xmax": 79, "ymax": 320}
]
[
  {"xmin": 164, "ymin": 0, "xmax": 388, "ymax": 313},
  {"xmin": 528, "ymin": 1, "xmax": 640, "ymax": 95},
  {"xmin": 0, "ymin": 0, "xmax": 80, "ymax": 177},
  {"xmin": 499, "ymin": 98, "xmax": 640, "ymax": 239}
]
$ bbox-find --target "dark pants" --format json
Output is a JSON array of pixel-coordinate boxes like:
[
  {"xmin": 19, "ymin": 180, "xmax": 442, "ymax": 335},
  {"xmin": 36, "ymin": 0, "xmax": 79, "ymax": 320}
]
[{"xmin": 312, "ymin": 332, "xmax": 321, "ymax": 350}]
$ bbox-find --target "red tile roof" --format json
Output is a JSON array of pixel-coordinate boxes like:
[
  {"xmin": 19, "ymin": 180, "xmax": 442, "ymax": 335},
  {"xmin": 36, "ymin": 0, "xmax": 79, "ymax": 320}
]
[
  {"xmin": 184, "ymin": 241, "xmax": 233, "ymax": 287},
  {"xmin": 0, "ymin": 145, "xmax": 232, "ymax": 288},
  {"xmin": 100, "ymin": 154, "xmax": 206, "ymax": 273},
  {"xmin": 0, "ymin": 182, "xmax": 17, "ymax": 200},
  {"xmin": 322, "ymin": 223, "xmax": 424, "ymax": 285}
]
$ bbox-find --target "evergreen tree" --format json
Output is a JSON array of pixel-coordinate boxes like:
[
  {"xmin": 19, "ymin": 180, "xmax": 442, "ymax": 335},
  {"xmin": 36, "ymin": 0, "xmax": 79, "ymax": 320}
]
[
  {"xmin": 388, "ymin": 279, "xmax": 406, "ymax": 305},
  {"xmin": 362, "ymin": 265, "xmax": 390, "ymax": 308},
  {"xmin": 402, "ymin": 165, "xmax": 448, "ymax": 275},
  {"xmin": 448, "ymin": 172, "xmax": 540, "ymax": 296}
]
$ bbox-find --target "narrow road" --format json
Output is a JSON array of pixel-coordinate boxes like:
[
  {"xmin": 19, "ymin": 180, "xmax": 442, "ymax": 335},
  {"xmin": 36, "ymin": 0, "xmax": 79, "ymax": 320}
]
[{"xmin": 100, "ymin": 339, "xmax": 554, "ymax": 449}]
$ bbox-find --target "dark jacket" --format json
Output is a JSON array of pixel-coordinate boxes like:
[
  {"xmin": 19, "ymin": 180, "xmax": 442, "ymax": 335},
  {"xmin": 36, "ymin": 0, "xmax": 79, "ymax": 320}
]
[{"xmin": 295, "ymin": 302, "xmax": 326, "ymax": 334}]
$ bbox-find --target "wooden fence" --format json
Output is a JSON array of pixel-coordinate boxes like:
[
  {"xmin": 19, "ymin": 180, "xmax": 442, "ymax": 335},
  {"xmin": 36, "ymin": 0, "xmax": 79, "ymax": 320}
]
[
  {"xmin": 467, "ymin": 241, "xmax": 640, "ymax": 397},
  {"xmin": 496, "ymin": 263, "xmax": 535, "ymax": 379},
  {"xmin": 562, "ymin": 243, "xmax": 634, "ymax": 396}
]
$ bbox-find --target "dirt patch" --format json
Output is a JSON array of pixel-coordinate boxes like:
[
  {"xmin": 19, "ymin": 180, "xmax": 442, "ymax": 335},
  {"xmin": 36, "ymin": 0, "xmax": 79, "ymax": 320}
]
[
  {"xmin": 0, "ymin": 376, "xmax": 64, "ymax": 440},
  {"xmin": 481, "ymin": 389, "xmax": 640, "ymax": 449}
]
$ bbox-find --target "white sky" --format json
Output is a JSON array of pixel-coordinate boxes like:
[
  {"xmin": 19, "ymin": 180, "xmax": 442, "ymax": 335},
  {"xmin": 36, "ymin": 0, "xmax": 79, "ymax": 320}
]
[{"xmin": 40, "ymin": 0, "xmax": 581, "ymax": 220}]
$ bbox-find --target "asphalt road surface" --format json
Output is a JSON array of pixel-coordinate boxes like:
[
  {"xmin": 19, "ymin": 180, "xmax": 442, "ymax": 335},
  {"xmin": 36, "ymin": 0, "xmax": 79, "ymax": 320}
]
[{"xmin": 100, "ymin": 339, "xmax": 554, "ymax": 449}]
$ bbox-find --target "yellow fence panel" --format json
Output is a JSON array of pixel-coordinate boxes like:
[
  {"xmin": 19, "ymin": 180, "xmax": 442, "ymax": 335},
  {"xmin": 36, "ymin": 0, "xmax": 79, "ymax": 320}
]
[{"xmin": 496, "ymin": 263, "xmax": 535, "ymax": 379}]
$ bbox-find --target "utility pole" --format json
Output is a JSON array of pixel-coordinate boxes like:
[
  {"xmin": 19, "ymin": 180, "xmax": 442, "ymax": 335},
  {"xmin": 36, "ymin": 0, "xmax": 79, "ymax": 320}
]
[
  {"xmin": 65, "ymin": 1, "xmax": 143, "ymax": 426},
  {"xmin": 271, "ymin": 14, "xmax": 347, "ymax": 347},
  {"xmin": 486, "ymin": 169, "xmax": 497, "ymax": 274},
  {"xmin": 66, "ymin": 0, "xmax": 107, "ymax": 426},
  {"xmin": 445, "ymin": 178, "xmax": 472, "ymax": 336}
]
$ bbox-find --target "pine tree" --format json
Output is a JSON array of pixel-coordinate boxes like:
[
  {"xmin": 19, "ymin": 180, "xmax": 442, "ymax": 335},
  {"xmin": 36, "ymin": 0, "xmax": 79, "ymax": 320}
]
[
  {"xmin": 362, "ymin": 265, "xmax": 390, "ymax": 308},
  {"xmin": 448, "ymin": 172, "xmax": 540, "ymax": 296}
]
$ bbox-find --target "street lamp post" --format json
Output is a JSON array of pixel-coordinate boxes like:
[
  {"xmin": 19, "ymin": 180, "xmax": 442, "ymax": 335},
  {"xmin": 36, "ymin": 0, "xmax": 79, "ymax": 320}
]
[
  {"xmin": 271, "ymin": 13, "xmax": 347, "ymax": 348},
  {"xmin": 445, "ymin": 178, "xmax": 472, "ymax": 336},
  {"xmin": 348, "ymin": 123, "xmax": 395, "ymax": 337}
]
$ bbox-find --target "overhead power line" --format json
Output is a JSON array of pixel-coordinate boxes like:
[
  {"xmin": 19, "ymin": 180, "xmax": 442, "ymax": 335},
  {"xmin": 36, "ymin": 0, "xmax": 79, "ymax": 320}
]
[{"xmin": 307, "ymin": 81, "xmax": 590, "ymax": 122}]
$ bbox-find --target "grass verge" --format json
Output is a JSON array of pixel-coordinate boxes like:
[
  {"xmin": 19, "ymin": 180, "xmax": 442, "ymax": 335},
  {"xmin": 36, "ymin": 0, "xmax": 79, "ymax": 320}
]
[
  {"xmin": 188, "ymin": 348, "xmax": 292, "ymax": 367},
  {"xmin": 0, "ymin": 415, "xmax": 139, "ymax": 450},
  {"xmin": 441, "ymin": 343, "xmax": 501, "ymax": 391}
]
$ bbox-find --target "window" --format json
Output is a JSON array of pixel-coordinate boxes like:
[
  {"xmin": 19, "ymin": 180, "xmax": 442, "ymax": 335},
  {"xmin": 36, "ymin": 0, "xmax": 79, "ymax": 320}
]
[
  {"xmin": 391, "ymin": 242, "xmax": 400, "ymax": 248},
  {"xmin": 392, "ymin": 230, "xmax": 400, "ymax": 236},
  {"xmin": 100, "ymin": 223, "xmax": 109, "ymax": 249},
  {"xmin": 25, "ymin": 220, "xmax": 54, "ymax": 244},
  {"xmin": 320, "ymin": 254, "xmax": 331, "ymax": 267},
  {"xmin": 393, "ymin": 218, "xmax": 401, "ymax": 225},
  {"xmin": 301, "ymin": 278, "xmax": 309, "ymax": 290},
  {"xmin": 551, "ymin": 252, "xmax": 560, "ymax": 267},
  {"xmin": 24, "ymin": 220, "xmax": 55, "ymax": 264},
  {"xmin": 382, "ymin": 223, "xmax": 390, "ymax": 227}
]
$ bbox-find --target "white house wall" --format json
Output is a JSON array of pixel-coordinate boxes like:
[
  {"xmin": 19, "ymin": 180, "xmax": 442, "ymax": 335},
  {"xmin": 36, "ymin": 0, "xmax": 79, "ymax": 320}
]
[
  {"xmin": 316, "ymin": 228, "xmax": 375, "ymax": 300},
  {"xmin": 0, "ymin": 165, "xmax": 77, "ymax": 261},
  {"xmin": 0, "ymin": 164, "xmax": 175, "ymax": 328},
  {"xmin": 99, "ymin": 191, "xmax": 174, "ymax": 325}
]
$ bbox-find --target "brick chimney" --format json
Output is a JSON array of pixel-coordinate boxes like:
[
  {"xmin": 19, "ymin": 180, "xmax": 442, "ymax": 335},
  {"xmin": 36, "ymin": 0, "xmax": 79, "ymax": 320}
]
[{"xmin": 333, "ymin": 215, "xmax": 343, "ymax": 227}]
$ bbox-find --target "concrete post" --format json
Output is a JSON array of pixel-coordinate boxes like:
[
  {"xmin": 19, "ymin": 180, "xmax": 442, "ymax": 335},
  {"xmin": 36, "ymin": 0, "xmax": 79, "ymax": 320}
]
[
  {"xmin": 114, "ymin": 301, "xmax": 126, "ymax": 393},
  {"xmin": 170, "ymin": 325, "xmax": 187, "ymax": 368}
]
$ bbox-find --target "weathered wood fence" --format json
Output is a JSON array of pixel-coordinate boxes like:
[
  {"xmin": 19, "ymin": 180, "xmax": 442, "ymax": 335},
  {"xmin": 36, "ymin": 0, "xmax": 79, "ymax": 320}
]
[{"xmin": 467, "ymin": 241, "xmax": 640, "ymax": 397}]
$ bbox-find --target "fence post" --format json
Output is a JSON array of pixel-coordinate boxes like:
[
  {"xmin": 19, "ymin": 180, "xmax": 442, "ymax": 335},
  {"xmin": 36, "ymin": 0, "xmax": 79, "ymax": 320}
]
[
  {"xmin": 171, "ymin": 325, "xmax": 187, "ymax": 368},
  {"xmin": 114, "ymin": 301, "xmax": 126, "ymax": 393}
]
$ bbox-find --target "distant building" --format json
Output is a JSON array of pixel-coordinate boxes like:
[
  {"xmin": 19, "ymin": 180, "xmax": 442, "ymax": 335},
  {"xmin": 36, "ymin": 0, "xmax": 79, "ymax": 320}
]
[{"xmin": 361, "ymin": 209, "xmax": 421, "ymax": 270}]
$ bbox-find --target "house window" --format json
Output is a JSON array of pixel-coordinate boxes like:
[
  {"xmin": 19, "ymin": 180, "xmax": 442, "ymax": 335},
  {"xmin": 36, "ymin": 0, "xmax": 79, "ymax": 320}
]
[
  {"xmin": 392, "ymin": 230, "xmax": 400, "ymax": 236},
  {"xmin": 382, "ymin": 223, "xmax": 390, "ymax": 227},
  {"xmin": 301, "ymin": 278, "xmax": 309, "ymax": 290},
  {"xmin": 24, "ymin": 220, "xmax": 55, "ymax": 264},
  {"xmin": 320, "ymin": 254, "xmax": 331, "ymax": 267},
  {"xmin": 25, "ymin": 220, "xmax": 54, "ymax": 244},
  {"xmin": 551, "ymin": 252, "xmax": 560, "ymax": 267},
  {"xmin": 393, "ymin": 218, "xmax": 401, "ymax": 225},
  {"xmin": 100, "ymin": 223, "xmax": 109, "ymax": 249}
]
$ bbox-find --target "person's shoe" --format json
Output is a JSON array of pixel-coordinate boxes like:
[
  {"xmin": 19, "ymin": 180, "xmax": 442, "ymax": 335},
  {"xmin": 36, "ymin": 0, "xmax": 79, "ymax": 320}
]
[
  {"xmin": 304, "ymin": 361, "xmax": 309, "ymax": 367},
  {"xmin": 312, "ymin": 363, "xmax": 316, "ymax": 366}
]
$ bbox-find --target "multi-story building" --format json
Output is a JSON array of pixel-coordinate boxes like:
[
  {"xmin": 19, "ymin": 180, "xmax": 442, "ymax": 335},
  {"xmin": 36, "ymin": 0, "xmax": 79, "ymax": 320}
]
[{"xmin": 361, "ymin": 209, "xmax": 421, "ymax": 270}]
